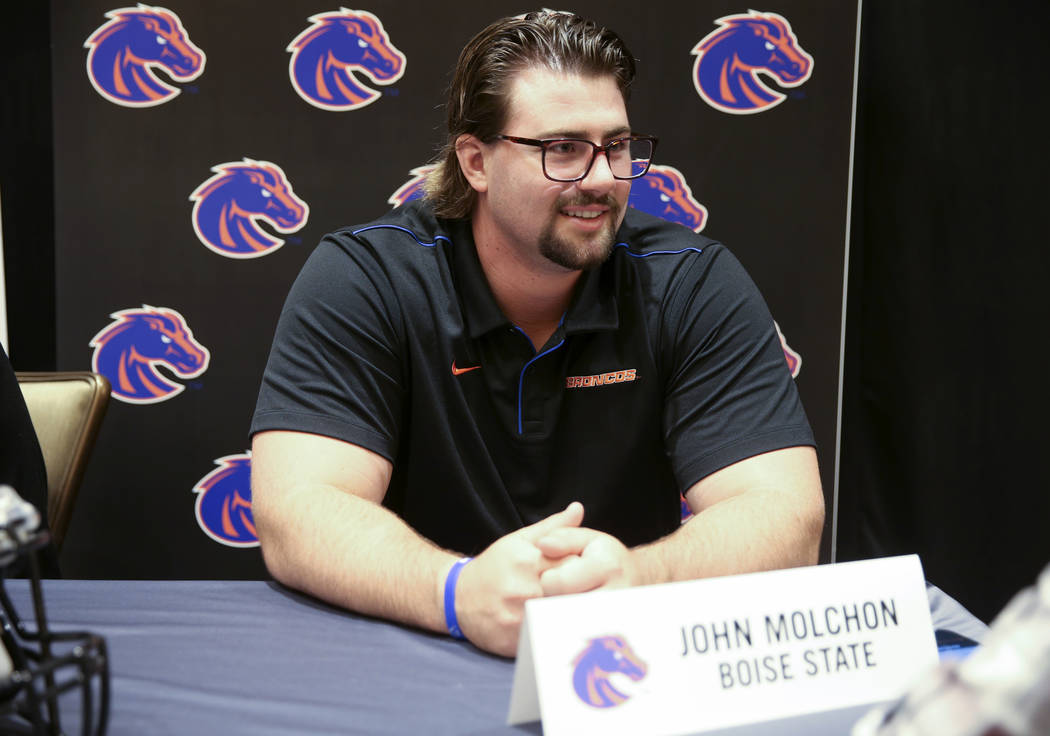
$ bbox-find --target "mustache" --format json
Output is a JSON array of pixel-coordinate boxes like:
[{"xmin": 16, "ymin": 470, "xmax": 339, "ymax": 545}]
[{"xmin": 557, "ymin": 194, "xmax": 620, "ymax": 209}]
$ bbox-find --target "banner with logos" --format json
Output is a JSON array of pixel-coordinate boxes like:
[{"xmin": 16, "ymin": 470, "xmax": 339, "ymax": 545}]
[{"xmin": 49, "ymin": 1, "xmax": 859, "ymax": 578}]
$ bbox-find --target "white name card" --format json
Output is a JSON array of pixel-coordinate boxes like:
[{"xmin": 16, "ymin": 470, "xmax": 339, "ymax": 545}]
[{"xmin": 507, "ymin": 555, "xmax": 937, "ymax": 736}]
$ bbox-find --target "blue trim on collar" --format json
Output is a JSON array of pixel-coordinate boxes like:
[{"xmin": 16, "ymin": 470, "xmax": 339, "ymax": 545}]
[
  {"xmin": 613, "ymin": 241, "xmax": 705, "ymax": 257},
  {"xmin": 351, "ymin": 224, "xmax": 452, "ymax": 248}
]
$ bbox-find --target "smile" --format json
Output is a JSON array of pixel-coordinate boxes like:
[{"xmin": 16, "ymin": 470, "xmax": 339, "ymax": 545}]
[{"xmin": 563, "ymin": 210, "xmax": 603, "ymax": 219}]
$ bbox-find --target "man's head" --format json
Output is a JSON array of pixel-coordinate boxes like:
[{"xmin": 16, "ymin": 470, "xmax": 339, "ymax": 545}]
[{"xmin": 423, "ymin": 11, "xmax": 637, "ymax": 220}]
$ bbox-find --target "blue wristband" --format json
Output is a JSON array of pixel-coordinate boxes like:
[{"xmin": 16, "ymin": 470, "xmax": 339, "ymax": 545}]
[{"xmin": 443, "ymin": 556, "xmax": 472, "ymax": 640}]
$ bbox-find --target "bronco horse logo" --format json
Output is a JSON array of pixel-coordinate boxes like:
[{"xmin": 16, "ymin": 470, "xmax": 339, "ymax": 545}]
[
  {"xmin": 193, "ymin": 453, "xmax": 258, "ymax": 548},
  {"xmin": 628, "ymin": 164, "xmax": 708, "ymax": 232},
  {"xmin": 387, "ymin": 165, "xmax": 435, "ymax": 208},
  {"xmin": 692, "ymin": 11, "xmax": 813, "ymax": 114},
  {"xmin": 572, "ymin": 635, "xmax": 648, "ymax": 708},
  {"xmin": 84, "ymin": 4, "xmax": 205, "ymax": 108},
  {"xmin": 190, "ymin": 159, "xmax": 309, "ymax": 258},
  {"xmin": 287, "ymin": 8, "xmax": 406, "ymax": 111},
  {"xmin": 89, "ymin": 306, "xmax": 210, "ymax": 404}
]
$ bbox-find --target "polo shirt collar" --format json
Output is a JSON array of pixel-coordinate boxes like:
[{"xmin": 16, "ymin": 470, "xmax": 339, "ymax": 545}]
[{"xmin": 446, "ymin": 217, "xmax": 620, "ymax": 339}]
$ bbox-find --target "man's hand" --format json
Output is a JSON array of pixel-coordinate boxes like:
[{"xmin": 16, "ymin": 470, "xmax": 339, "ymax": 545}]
[
  {"xmin": 454, "ymin": 502, "xmax": 584, "ymax": 657},
  {"xmin": 534, "ymin": 524, "xmax": 638, "ymax": 596}
]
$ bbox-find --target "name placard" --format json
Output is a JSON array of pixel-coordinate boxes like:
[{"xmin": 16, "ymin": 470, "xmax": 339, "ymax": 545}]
[{"xmin": 507, "ymin": 555, "xmax": 937, "ymax": 736}]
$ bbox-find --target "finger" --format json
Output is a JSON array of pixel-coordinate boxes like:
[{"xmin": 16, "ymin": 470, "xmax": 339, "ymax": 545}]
[
  {"xmin": 540, "ymin": 556, "xmax": 610, "ymax": 597},
  {"xmin": 519, "ymin": 501, "xmax": 584, "ymax": 542},
  {"xmin": 535, "ymin": 527, "xmax": 600, "ymax": 559}
]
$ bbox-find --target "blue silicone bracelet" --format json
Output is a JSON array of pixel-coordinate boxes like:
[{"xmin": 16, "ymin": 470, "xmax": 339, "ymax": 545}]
[{"xmin": 443, "ymin": 556, "xmax": 472, "ymax": 640}]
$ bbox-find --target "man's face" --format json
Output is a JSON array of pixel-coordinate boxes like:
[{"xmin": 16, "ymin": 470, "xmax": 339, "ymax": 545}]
[{"xmin": 478, "ymin": 67, "xmax": 632, "ymax": 272}]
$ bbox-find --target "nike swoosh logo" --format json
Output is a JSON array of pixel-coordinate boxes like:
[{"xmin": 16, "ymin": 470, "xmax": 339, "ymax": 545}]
[{"xmin": 451, "ymin": 360, "xmax": 481, "ymax": 376}]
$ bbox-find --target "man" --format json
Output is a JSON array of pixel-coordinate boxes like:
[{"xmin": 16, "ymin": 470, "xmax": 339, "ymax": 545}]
[{"xmin": 250, "ymin": 11, "xmax": 823, "ymax": 657}]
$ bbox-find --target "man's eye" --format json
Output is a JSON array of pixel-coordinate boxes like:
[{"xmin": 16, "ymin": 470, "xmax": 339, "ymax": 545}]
[{"xmin": 547, "ymin": 141, "xmax": 579, "ymax": 156}]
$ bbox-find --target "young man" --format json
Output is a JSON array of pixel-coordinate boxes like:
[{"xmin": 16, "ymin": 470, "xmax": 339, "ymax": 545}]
[{"xmin": 250, "ymin": 11, "xmax": 823, "ymax": 657}]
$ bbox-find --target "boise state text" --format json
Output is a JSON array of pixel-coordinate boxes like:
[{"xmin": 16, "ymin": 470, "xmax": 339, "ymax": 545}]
[
  {"xmin": 194, "ymin": 454, "xmax": 258, "ymax": 548},
  {"xmin": 692, "ymin": 11, "xmax": 813, "ymax": 114},
  {"xmin": 84, "ymin": 4, "xmax": 205, "ymax": 107},
  {"xmin": 190, "ymin": 159, "xmax": 309, "ymax": 258},
  {"xmin": 572, "ymin": 636, "xmax": 648, "ymax": 709},
  {"xmin": 89, "ymin": 305, "xmax": 209, "ymax": 404},
  {"xmin": 287, "ymin": 9, "xmax": 405, "ymax": 111},
  {"xmin": 679, "ymin": 600, "xmax": 899, "ymax": 689}
]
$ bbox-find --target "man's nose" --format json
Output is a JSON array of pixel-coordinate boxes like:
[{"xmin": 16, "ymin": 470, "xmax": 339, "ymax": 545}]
[{"xmin": 578, "ymin": 149, "xmax": 617, "ymax": 191}]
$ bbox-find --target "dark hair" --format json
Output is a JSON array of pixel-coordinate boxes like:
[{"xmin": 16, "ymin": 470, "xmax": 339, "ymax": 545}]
[{"xmin": 423, "ymin": 10, "xmax": 636, "ymax": 218}]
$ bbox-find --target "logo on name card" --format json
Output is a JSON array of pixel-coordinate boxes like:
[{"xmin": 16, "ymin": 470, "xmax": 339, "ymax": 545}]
[
  {"xmin": 89, "ymin": 305, "xmax": 210, "ymax": 404},
  {"xmin": 691, "ymin": 11, "xmax": 813, "ymax": 114},
  {"xmin": 193, "ymin": 453, "xmax": 258, "ymax": 548},
  {"xmin": 84, "ymin": 5, "xmax": 206, "ymax": 107},
  {"xmin": 572, "ymin": 635, "xmax": 648, "ymax": 708},
  {"xmin": 287, "ymin": 9, "xmax": 406, "ymax": 111}
]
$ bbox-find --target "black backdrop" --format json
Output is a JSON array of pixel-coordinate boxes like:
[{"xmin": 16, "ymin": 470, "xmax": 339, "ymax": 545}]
[
  {"xmin": 3, "ymin": 1, "xmax": 1046, "ymax": 625},
  {"xmin": 835, "ymin": 1, "xmax": 1050, "ymax": 624}
]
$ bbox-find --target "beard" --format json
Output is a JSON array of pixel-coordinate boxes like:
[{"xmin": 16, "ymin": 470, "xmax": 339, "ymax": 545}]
[{"xmin": 537, "ymin": 194, "xmax": 622, "ymax": 271}]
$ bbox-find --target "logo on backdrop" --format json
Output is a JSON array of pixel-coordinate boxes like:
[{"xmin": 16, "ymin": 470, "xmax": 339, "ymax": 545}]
[
  {"xmin": 387, "ymin": 163, "xmax": 708, "ymax": 232},
  {"xmin": 572, "ymin": 635, "xmax": 648, "ymax": 708},
  {"xmin": 628, "ymin": 164, "xmax": 707, "ymax": 232},
  {"xmin": 84, "ymin": 5, "xmax": 205, "ymax": 107},
  {"xmin": 775, "ymin": 321, "xmax": 802, "ymax": 378},
  {"xmin": 89, "ymin": 305, "xmax": 210, "ymax": 404},
  {"xmin": 194, "ymin": 453, "xmax": 258, "ymax": 548},
  {"xmin": 387, "ymin": 165, "xmax": 435, "ymax": 207},
  {"xmin": 691, "ymin": 11, "xmax": 813, "ymax": 114},
  {"xmin": 189, "ymin": 159, "xmax": 309, "ymax": 258},
  {"xmin": 287, "ymin": 8, "xmax": 406, "ymax": 111}
]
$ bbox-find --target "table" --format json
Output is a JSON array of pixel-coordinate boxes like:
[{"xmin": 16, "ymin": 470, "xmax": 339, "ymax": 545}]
[{"xmin": 6, "ymin": 579, "xmax": 987, "ymax": 735}]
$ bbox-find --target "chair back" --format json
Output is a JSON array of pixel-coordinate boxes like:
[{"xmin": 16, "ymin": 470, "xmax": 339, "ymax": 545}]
[{"xmin": 14, "ymin": 372, "xmax": 110, "ymax": 550}]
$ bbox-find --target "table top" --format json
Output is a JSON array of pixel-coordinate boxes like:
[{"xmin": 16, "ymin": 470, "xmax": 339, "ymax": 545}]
[{"xmin": 5, "ymin": 578, "xmax": 987, "ymax": 735}]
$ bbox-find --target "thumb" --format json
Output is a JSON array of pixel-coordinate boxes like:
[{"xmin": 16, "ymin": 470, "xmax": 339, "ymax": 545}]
[{"xmin": 520, "ymin": 501, "xmax": 584, "ymax": 542}]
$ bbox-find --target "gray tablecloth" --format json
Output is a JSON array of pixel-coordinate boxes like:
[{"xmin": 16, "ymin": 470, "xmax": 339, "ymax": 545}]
[{"xmin": 5, "ymin": 578, "xmax": 987, "ymax": 735}]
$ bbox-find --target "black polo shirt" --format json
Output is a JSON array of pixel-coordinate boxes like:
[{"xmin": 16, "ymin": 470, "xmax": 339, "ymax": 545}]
[{"xmin": 251, "ymin": 200, "xmax": 813, "ymax": 555}]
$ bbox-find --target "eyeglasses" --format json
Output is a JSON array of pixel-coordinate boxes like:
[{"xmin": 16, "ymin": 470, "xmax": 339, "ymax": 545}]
[{"xmin": 491, "ymin": 134, "xmax": 658, "ymax": 182}]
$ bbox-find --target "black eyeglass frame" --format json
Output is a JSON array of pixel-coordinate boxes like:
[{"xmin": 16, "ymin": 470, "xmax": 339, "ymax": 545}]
[{"xmin": 491, "ymin": 134, "xmax": 659, "ymax": 182}]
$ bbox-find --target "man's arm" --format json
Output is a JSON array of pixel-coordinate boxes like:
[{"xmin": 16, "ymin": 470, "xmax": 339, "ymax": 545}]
[
  {"xmin": 536, "ymin": 446, "xmax": 824, "ymax": 594},
  {"xmin": 251, "ymin": 429, "xmax": 584, "ymax": 657}
]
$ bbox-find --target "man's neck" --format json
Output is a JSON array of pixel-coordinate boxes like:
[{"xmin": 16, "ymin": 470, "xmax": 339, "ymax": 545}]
[{"xmin": 472, "ymin": 218, "xmax": 580, "ymax": 350}]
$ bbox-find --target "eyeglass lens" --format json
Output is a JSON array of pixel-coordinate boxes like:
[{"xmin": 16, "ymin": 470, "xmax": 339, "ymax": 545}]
[{"xmin": 543, "ymin": 138, "xmax": 653, "ymax": 181}]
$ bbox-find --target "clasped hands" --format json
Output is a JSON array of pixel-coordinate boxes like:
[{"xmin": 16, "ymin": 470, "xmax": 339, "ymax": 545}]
[{"xmin": 454, "ymin": 501, "xmax": 639, "ymax": 657}]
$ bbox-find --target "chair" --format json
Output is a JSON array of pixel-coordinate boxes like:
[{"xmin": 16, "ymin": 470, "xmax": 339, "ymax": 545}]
[{"xmin": 14, "ymin": 372, "xmax": 110, "ymax": 551}]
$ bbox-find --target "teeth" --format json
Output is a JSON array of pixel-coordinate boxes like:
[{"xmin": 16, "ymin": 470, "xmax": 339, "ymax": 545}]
[{"xmin": 566, "ymin": 211, "xmax": 600, "ymax": 219}]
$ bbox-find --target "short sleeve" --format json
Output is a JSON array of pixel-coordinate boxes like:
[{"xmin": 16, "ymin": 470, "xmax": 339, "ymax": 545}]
[
  {"xmin": 661, "ymin": 246, "xmax": 814, "ymax": 489},
  {"xmin": 250, "ymin": 234, "xmax": 405, "ymax": 461}
]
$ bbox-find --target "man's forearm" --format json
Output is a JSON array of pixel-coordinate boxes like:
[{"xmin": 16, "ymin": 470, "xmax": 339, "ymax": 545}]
[
  {"xmin": 255, "ymin": 483, "xmax": 458, "ymax": 634},
  {"xmin": 632, "ymin": 484, "xmax": 824, "ymax": 586}
]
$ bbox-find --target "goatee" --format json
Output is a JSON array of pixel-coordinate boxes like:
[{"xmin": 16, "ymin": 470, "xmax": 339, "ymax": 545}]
[{"xmin": 539, "ymin": 194, "xmax": 621, "ymax": 271}]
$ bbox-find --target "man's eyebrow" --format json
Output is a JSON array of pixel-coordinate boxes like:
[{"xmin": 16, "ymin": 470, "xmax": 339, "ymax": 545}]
[{"xmin": 535, "ymin": 126, "xmax": 633, "ymax": 140}]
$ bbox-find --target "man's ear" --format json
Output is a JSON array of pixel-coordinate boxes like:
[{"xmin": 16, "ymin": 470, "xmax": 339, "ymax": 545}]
[{"xmin": 455, "ymin": 134, "xmax": 488, "ymax": 193}]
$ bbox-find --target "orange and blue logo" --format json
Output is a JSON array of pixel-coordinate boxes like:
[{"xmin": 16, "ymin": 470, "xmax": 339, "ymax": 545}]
[
  {"xmin": 84, "ymin": 5, "xmax": 205, "ymax": 108},
  {"xmin": 692, "ymin": 11, "xmax": 813, "ymax": 114},
  {"xmin": 572, "ymin": 635, "xmax": 648, "ymax": 708},
  {"xmin": 775, "ymin": 321, "xmax": 802, "ymax": 378},
  {"xmin": 89, "ymin": 305, "xmax": 210, "ymax": 404},
  {"xmin": 387, "ymin": 165, "xmax": 435, "ymax": 208},
  {"xmin": 628, "ymin": 164, "xmax": 707, "ymax": 232},
  {"xmin": 189, "ymin": 159, "xmax": 309, "ymax": 258},
  {"xmin": 193, "ymin": 453, "xmax": 258, "ymax": 548},
  {"xmin": 287, "ymin": 9, "xmax": 405, "ymax": 111}
]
